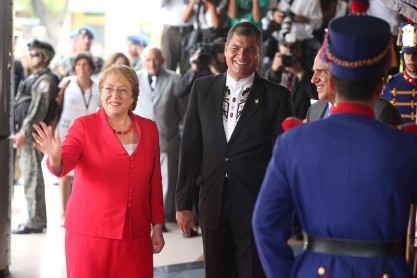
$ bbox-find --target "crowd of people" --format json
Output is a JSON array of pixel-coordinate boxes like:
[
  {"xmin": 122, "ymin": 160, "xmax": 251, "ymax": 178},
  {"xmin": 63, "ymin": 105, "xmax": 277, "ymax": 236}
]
[{"xmin": 10, "ymin": 0, "xmax": 417, "ymax": 277}]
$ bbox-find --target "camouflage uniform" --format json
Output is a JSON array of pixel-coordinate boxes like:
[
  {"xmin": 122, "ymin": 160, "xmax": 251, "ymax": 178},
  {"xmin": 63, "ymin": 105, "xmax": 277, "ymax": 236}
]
[{"xmin": 18, "ymin": 68, "xmax": 58, "ymax": 229}]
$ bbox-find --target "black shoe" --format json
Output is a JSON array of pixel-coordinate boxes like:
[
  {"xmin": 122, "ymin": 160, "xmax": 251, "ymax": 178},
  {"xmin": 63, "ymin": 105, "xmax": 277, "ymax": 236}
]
[
  {"xmin": 183, "ymin": 227, "xmax": 200, "ymax": 238},
  {"xmin": 12, "ymin": 224, "xmax": 43, "ymax": 234},
  {"xmin": 162, "ymin": 224, "xmax": 169, "ymax": 233}
]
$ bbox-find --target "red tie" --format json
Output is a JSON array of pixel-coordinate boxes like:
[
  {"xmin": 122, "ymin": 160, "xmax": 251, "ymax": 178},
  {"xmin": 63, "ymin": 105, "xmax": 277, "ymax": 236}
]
[{"xmin": 330, "ymin": 105, "xmax": 337, "ymax": 115}]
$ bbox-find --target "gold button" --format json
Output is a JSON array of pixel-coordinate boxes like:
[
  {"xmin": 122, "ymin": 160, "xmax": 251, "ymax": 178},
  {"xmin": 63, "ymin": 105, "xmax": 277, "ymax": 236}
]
[
  {"xmin": 382, "ymin": 274, "xmax": 389, "ymax": 278},
  {"xmin": 318, "ymin": 266, "xmax": 326, "ymax": 276}
]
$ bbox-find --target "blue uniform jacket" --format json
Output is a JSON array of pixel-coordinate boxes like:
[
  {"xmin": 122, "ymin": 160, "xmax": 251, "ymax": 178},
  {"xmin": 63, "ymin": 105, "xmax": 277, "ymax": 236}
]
[
  {"xmin": 253, "ymin": 104, "xmax": 417, "ymax": 277},
  {"xmin": 382, "ymin": 71, "xmax": 417, "ymax": 123}
]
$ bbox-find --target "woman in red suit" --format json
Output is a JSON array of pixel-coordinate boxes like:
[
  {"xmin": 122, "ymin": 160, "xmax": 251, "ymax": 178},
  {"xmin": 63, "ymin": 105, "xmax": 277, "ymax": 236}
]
[{"xmin": 32, "ymin": 64, "xmax": 165, "ymax": 278}]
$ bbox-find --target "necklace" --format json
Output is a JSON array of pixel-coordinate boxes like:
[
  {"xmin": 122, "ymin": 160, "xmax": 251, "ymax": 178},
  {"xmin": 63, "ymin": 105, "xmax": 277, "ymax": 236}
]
[{"xmin": 112, "ymin": 124, "xmax": 134, "ymax": 135}]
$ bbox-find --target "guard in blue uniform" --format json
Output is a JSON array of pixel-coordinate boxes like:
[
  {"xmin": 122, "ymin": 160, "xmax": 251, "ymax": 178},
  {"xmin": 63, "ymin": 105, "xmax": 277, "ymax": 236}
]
[
  {"xmin": 383, "ymin": 22, "xmax": 417, "ymax": 123},
  {"xmin": 252, "ymin": 12, "xmax": 417, "ymax": 278}
]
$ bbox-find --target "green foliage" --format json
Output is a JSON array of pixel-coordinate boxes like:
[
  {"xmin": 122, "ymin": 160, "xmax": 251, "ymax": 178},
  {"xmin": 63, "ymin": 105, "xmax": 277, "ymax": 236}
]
[
  {"xmin": 15, "ymin": 0, "xmax": 67, "ymax": 16},
  {"xmin": 42, "ymin": 0, "xmax": 66, "ymax": 14},
  {"xmin": 14, "ymin": 0, "xmax": 34, "ymax": 16}
]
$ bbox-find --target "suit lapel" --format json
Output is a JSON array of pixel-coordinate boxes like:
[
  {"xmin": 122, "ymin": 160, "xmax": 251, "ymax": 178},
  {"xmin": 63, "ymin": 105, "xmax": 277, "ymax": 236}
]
[
  {"xmin": 96, "ymin": 108, "xmax": 127, "ymax": 154},
  {"xmin": 317, "ymin": 101, "xmax": 328, "ymax": 119},
  {"xmin": 228, "ymin": 73, "xmax": 264, "ymax": 144},
  {"xmin": 309, "ymin": 101, "xmax": 328, "ymax": 120}
]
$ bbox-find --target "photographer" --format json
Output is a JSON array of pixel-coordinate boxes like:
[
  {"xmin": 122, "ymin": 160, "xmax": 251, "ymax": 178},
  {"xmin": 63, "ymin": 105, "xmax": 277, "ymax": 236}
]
[
  {"xmin": 263, "ymin": 0, "xmax": 322, "ymax": 70},
  {"xmin": 262, "ymin": 39, "xmax": 317, "ymax": 118},
  {"xmin": 182, "ymin": 0, "xmax": 226, "ymax": 43},
  {"xmin": 176, "ymin": 37, "xmax": 227, "ymax": 98}
]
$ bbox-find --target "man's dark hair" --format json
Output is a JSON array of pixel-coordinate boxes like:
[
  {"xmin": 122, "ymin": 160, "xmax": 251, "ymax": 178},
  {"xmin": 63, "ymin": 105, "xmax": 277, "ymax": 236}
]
[
  {"xmin": 332, "ymin": 75, "xmax": 382, "ymax": 101},
  {"xmin": 226, "ymin": 22, "xmax": 263, "ymax": 54}
]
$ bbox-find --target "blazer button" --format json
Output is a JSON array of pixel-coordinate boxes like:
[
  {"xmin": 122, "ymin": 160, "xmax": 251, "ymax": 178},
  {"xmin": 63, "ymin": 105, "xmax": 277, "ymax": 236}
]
[
  {"xmin": 317, "ymin": 266, "xmax": 326, "ymax": 276},
  {"xmin": 382, "ymin": 274, "xmax": 390, "ymax": 278},
  {"xmin": 225, "ymin": 157, "xmax": 229, "ymax": 161}
]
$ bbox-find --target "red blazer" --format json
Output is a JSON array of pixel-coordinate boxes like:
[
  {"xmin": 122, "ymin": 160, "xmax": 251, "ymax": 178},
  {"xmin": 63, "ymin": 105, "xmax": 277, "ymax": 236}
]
[{"xmin": 47, "ymin": 108, "xmax": 164, "ymax": 239}]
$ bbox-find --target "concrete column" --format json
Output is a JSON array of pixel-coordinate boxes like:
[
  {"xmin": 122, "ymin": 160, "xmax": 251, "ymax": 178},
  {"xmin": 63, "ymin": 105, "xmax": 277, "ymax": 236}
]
[{"xmin": 0, "ymin": 0, "xmax": 13, "ymax": 276}]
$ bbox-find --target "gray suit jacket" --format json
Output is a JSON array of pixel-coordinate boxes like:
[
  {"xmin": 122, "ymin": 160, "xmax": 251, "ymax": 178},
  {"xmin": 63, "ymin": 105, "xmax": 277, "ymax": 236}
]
[
  {"xmin": 306, "ymin": 98, "xmax": 403, "ymax": 125},
  {"xmin": 134, "ymin": 68, "xmax": 185, "ymax": 153}
]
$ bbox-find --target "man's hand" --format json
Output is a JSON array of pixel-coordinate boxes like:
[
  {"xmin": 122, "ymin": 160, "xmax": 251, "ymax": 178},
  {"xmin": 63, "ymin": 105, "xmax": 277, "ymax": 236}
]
[
  {"xmin": 271, "ymin": 52, "xmax": 283, "ymax": 72},
  {"xmin": 272, "ymin": 10, "xmax": 284, "ymax": 24},
  {"xmin": 293, "ymin": 15, "xmax": 310, "ymax": 24},
  {"xmin": 14, "ymin": 133, "xmax": 25, "ymax": 148},
  {"xmin": 176, "ymin": 210, "xmax": 197, "ymax": 237}
]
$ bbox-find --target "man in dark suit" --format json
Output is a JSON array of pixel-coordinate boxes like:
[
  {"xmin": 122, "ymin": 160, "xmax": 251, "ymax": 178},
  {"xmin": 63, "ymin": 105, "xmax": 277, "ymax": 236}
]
[
  {"xmin": 308, "ymin": 49, "xmax": 402, "ymax": 125},
  {"xmin": 175, "ymin": 22, "xmax": 294, "ymax": 277}
]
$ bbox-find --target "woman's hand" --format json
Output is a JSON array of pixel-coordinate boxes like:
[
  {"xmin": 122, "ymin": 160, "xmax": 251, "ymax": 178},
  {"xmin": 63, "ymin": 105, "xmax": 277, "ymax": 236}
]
[
  {"xmin": 32, "ymin": 121, "xmax": 62, "ymax": 172},
  {"xmin": 151, "ymin": 224, "xmax": 165, "ymax": 254}
]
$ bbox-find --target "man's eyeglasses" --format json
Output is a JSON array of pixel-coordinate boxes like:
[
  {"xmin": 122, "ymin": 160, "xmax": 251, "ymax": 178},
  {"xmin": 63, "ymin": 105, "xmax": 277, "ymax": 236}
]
[
  {"xmin": 29, "ymin": 52, "xmax": 41, "ymax": 58},
  {"xmin": 103, "ymin": 87, "xmax": 130, "ymax": 94}
]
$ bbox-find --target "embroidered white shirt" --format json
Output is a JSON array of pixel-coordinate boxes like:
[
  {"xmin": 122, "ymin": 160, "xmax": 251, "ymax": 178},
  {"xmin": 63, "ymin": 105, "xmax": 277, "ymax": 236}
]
[{"xmin": 223, "ymin": 73, "xmax": 255, "ymax": 141}]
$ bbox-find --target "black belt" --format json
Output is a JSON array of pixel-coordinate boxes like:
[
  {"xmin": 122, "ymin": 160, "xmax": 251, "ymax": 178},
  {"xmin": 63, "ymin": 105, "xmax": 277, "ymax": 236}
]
[
  {"xmin": 306, "ymin": 234, "xmax": 403, "ymax": 257},
  {"xmin": 164, "ymin": 25, "xmax": 193, "ymax": 33}
]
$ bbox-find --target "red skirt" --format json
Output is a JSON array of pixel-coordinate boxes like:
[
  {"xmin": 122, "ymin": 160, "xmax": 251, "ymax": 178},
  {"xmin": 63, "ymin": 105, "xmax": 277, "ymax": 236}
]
[{"xmin": 65, "ymin": 214, "xmax": 153, "ymax": 278}]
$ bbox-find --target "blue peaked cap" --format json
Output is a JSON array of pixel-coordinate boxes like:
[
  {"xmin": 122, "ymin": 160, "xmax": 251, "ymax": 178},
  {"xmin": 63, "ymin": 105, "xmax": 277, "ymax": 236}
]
[
  {"xmin": 127, "ymin": 35, "xmax": 149, "ymax": 46},
  {"xmin": 77, "ymin": 25, "xmax": 95, "ymax": 39},
  {"xmin": 326, "ymin": 15, "xmax": 391, "ymax": 80}
]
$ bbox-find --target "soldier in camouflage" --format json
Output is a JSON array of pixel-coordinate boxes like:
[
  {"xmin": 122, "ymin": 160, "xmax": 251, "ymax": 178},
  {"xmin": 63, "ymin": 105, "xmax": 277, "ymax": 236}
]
[{"xmin": 13, "ymin": 39, "xmax": 58, "ymax": 234}]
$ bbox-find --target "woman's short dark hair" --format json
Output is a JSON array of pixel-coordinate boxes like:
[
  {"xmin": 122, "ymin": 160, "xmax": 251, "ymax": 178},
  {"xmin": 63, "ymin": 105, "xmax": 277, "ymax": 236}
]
[
  {"xmin": 98, "ymin": 64, "xmax": 139, "ymax": 111},
  {"xmin": 101, "ymin": 52, "xmax": 130, "ymax": 72},
  {"xmin": 72, "ymin": 52, "xmax": 95, "ymax": 72}
]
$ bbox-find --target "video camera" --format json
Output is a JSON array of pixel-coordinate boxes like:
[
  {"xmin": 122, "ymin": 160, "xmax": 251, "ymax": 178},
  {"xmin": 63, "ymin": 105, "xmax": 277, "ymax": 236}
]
[
  {"xmin": 194, "ymin": 42, "xmax": 225, "ymax": 67},
  {"xmin": 281, "ymin": 53, "xmax": 296, "ymax": 67}
]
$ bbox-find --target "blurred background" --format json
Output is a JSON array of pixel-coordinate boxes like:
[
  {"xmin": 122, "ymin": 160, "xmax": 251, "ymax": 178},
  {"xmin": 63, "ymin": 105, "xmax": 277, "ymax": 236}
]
[{"xmin": 14, "ymin": 0, "xmax": 162, "ymax": 59}]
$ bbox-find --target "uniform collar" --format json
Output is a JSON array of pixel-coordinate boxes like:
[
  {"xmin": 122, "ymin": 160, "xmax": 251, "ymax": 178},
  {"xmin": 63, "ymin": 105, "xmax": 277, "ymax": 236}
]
[
  {"xmin": 332, "ymin": 103, "xmax": 375, "ymax": 119},
  {"xmin": 402, "ymin": 70, "xmax": 417, "ymax": 85}
]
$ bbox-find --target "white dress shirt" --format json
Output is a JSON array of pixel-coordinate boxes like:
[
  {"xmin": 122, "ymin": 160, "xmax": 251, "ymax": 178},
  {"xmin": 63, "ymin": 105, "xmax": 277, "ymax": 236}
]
[{"xmin": 223, "ymin": 73, "xmax": 255, "ymax": 141}]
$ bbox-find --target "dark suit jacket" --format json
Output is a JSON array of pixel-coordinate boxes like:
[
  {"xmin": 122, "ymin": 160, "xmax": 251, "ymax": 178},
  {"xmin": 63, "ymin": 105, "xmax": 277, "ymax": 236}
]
[
  {"xmin": 306, "ymin": 98, "xmax": 403, "ymax": 125},
  {"xmin": 176, "ymin": 72, "xmax": 294, "ymax": 232},
  {"xmin": 264, "ymin": 66, "xmax": 318, "ymax": 119}
]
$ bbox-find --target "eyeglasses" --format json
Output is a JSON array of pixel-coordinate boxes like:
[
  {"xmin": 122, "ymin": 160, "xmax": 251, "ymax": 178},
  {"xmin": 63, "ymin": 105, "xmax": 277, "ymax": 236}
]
[
  {"xmin": 103, "ymin": 87, "xmax": 130, "ymax": 94},
  {"xmin": 29, "ymin": 52, "xmax": 41, "ymax": 58}
]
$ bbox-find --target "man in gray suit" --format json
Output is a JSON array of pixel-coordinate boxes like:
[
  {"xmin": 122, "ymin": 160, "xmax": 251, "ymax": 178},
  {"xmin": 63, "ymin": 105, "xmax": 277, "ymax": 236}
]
[
  {"xmin": 133, "ymin": 46, "xmax": 185, "ymax": 224},
  {"xmin": 308, "ymin": 48, "xmax": 402, "ymax": 124}
]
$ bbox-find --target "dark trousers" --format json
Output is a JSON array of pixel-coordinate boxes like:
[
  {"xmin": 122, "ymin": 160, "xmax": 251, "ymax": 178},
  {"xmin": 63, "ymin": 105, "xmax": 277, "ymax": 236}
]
[
  {"xmin": 201, "ymin": 179, "xmax": 266, "ymax": 278},
  {"xmin": 160, "ymin": 25, "xmax": 192, "ymax": 74},
  {"xmin": 163, "ymin": 148, "xmax": 179, "ymax": 222}
]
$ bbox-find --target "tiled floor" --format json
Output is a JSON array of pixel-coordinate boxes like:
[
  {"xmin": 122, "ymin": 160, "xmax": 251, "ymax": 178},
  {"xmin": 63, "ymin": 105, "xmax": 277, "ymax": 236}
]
[
  {"xmin": 7, "ymin": 159, "xmax": 304, "ymax": 277},
  {"xmin": 8, "ymin": 160, "xmax": 205, "ymax": 278}
]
